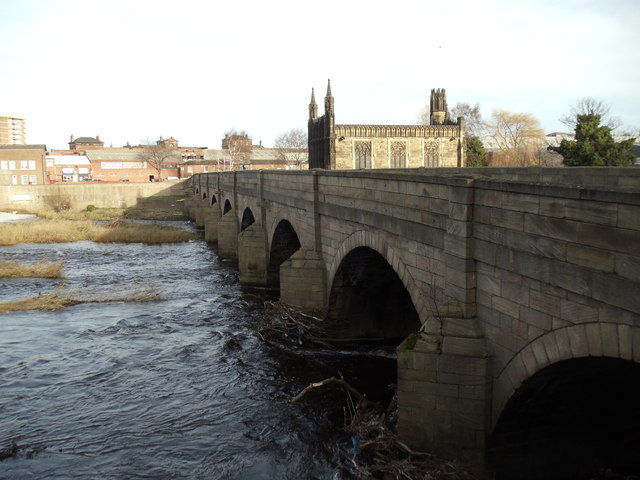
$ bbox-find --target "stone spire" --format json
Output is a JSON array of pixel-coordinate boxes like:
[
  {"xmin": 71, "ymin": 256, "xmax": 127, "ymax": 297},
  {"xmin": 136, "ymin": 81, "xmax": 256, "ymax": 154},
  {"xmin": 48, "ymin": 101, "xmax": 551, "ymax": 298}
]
[
  {"xmin": 324, "ymin": 79, "xmax": 334, "ymax": 117},
  {"xmin": 309, "ymin": 88, "xmax": 318, "ymax": 120}
]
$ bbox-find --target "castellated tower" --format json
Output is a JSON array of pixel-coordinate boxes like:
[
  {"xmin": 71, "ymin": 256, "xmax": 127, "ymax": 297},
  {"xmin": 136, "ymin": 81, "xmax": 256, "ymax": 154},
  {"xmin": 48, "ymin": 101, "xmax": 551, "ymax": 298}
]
[{"xmin": 430, "ymin": 88, "xmax": 451, "ymax": 125}]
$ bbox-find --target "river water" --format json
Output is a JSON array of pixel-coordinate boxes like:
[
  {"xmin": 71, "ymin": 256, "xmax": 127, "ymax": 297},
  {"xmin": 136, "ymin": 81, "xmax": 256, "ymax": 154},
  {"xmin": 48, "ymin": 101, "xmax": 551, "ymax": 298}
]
[{"xmin": 0, "ymin": 226, "xmax": 396, "ymax": 479}]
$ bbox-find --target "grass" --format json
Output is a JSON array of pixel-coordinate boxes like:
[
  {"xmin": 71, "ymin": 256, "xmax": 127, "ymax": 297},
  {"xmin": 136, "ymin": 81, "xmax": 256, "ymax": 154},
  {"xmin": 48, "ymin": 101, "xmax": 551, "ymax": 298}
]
[
  {"xmin": 0, "ymin": 260, "xmax": 65, "ymax": 278},
  {"xmin": 0, "ymin": 284, "xmax": 165, "ymax": 313},
  {"xmin": 0, "ymin": 219, "xmax": 198, "ymax": 245}
]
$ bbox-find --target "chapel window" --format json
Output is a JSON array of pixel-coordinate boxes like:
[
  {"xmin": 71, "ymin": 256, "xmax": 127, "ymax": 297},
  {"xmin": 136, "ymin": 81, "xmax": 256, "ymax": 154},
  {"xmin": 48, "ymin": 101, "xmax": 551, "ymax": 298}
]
[
  {"xmin": 354, "ymin": 141, "xmax": 372, "ymax": 169},
  {"xmin": 424, "ymin": 141, "xmax": 439, "ymax": 167},
  {"xmin": 390, "ymin": 141, "xmax": 406, "ymax": 168}
]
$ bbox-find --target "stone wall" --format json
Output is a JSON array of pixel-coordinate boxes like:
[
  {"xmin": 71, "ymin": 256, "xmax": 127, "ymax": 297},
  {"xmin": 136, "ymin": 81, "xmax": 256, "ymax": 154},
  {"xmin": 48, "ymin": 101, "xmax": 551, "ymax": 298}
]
[{"xmin": 0, "ymin": 180, "xmax": 188, "ymax": 211}]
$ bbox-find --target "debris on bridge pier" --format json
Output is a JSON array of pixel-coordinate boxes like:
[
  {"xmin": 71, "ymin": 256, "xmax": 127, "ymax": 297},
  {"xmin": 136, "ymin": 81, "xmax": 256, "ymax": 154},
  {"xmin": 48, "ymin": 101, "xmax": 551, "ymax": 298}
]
[
  {"xmin": 289, "ymin": 375, "xmax": 477, "ymax": 480},
  {"xmin": 256, "ymin": 300, "xmax": 335, "ymax": 349}
]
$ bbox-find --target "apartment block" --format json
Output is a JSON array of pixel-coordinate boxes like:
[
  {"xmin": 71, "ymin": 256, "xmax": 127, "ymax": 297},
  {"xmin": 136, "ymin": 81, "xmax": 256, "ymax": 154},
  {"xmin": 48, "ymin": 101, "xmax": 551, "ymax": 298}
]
[{"xmin": 0, "ymin": 115, "xmax": 26, "ymax": 145}]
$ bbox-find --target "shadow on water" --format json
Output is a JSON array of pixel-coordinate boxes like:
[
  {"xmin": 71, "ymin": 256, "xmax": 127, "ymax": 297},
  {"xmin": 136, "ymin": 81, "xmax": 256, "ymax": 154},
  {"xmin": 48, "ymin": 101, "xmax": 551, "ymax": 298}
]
[{"xmin": 0, "ymin": 232, "xmax": 396, "ymax": 479}]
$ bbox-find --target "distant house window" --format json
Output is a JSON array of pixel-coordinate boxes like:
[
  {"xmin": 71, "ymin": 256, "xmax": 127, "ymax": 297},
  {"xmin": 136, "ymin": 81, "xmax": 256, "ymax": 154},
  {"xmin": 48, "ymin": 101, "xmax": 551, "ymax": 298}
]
[
  {"xmin": 203, "ymin": 166, "xmax": 209, "ymax": 173},
  {"xmin": 20, "ymin": 160, "xmax": 28, "ymax": 170},
  {"xmin": 187, "ymin": 166, "xmax": 193, "ymax": 174},
  {"xmin": 9, "ymin": 161, "xmax": 16, "ymax": 170},
  {"xmin": 0, "ymin": 161, "xmax": 7, "ymax": 170},
  {"xmin": 354, "ymin": 141, "xmax": 372, "ymax": 169},
  {"xmin": 390, "ymin": 141, "xmax": 406, "ymax": 168},
  {"xmin": 28, "ymin": 160, "xmax": 36, "ymax": 170},
  {"xmin": 21, "ymin": 175, "xmax": 36, "ymax": 184},
  {"xmin": 424, "ymin": 141, "xmax": 439, "ymax": 167}
]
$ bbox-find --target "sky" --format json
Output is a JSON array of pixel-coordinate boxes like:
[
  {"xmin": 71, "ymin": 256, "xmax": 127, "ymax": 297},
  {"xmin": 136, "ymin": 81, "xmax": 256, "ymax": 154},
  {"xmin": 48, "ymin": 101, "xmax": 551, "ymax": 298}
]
[{"xmin": 1, "ymin": 0, "xmax": 639, "ymax": 150}]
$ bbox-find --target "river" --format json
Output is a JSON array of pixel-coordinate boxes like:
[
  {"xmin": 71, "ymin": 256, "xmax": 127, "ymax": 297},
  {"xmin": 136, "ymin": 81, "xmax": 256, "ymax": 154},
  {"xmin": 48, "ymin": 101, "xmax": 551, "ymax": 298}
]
[{"xmin": 0, "ymin": 226, "xmax": 396, "ymax": 479}]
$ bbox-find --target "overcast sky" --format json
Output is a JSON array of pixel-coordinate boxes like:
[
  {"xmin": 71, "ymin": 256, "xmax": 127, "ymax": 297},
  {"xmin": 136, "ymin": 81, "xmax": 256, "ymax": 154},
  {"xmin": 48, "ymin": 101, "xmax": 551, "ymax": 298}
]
[{"xmin": 1, "ymin": 0, "xmax": 639, "ymax": 150}]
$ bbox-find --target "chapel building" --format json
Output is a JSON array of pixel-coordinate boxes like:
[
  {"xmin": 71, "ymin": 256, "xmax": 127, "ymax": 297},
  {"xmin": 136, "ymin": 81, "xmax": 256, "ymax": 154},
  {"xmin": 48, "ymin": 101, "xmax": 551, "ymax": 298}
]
[{"xmin": 308, "ymin": 81, "xmax": 465, "ymax": 169}]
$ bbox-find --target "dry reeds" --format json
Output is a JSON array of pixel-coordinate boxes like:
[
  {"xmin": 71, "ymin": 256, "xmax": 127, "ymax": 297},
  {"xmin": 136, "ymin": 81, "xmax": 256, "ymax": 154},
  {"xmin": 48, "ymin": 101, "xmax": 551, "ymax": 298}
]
[
  {"xmin": 32, "ymin": 208, "xmax": 123, "ymax": 221},
  {"xmin": 0, "ymin": 284, "xmax": 165, "ymax": 313},
  {"xmin": 92, "ymin": 219, "xmax": 197, "ymax": 244},
  {"xmin": 0, "ymin": 219, "xmax": 198, "ymax": 246},
  {"xmin": 0, "ymin": 260, "xmax": 65, "ymax": 278},
  {"xmin": 0, "ymin": 284, "xmax": 79, "ymax": 312}
]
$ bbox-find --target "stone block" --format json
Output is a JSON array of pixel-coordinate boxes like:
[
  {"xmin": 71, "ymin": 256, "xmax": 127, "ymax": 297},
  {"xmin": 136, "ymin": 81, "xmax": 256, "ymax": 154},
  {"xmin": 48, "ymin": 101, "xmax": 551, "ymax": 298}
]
[
  {"xmin": 441, "ymin": 336, "xmax": 487, "ymax": 357},
  {"xmin": 438, "ymin": 353, "xmax": 487, "ymax": 378},
  {"xmin": 541, "ymin": 198, "xmax": 619, "ymax": 226},
  {"xmin": 591, "ymin": 271, "xmax": 640, "ymax": 315},
  {"xmin": 520, "ymin": 347, "xmax": 539, "ymax": 377},
  {"xmin": 618, "ymin": 324, "xmax": 633, "ymax": 360},
  {"xmin": 497, "ymin": 191, "xmax": 539, "ymax": 214},
  {"xmin": 542, "ymin": 333, "xmax": 561, "ymax": 364},
  {"xmin": 568, "ymin": 324, "xmax": 589, "ymax": 358},
  {"xmin": 529, "ymin": 290, "xmax": 561, "ymax": 316},
  {"xmin": 618, "ymin": 204, "xmax": 640, "ymax": 230},
  {"xmin": 490, "ymin": 207, "xmax": 525, "ymax": 231},
  {"xmin": 524, "ymin": 214, "xmax": 579, "ymax": 243},
  {"xmin": 436, "ymin": 396, "xmax": 485, "ymax": 416},
  {"xmin": 519, "ymin": 305, "xmax": 552, "ymax": 331},
  {"xmin": 560, "ymin": 298, "xmax": 599, "ymax": 324},
  {"xmin": 448, "ymin": 202, "xmax": 473, "ymax": 221},
  {"xmin": 567, "ymin": 244, "xmax": 615, "ymax": 272},
  {"xmin": 599, "ymin": 323, "xmax": 620, "ymax": 358},
  {"xmin": 492, "ymin": 296, "xmax": 520, "ymax": 319},
  {"xmin": 578, "ymin": 222, "xmax": 640, "ymax": 255},
  {"xmin": 531, "ymin": 339, "xmax": 549, "ymax": 367},
  {"xmin": 446, "ymin": 218, "xmax": 472, "ymax": 237},
  {"xmin": 413, "ymin": 381, "xmax": 459, "ymax": 397},
  {"xmin": 615, "ymin": 253, "xmax": 640, "ymax": 282}
]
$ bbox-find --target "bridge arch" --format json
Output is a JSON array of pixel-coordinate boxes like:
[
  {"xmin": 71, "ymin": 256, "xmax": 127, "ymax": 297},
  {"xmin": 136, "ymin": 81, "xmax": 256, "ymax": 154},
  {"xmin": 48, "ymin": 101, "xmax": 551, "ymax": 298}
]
[
  {"xmin": 267, "ymin": 219, "xmax": 301, "ymax": 289},
  {"xmin": 201, "ymin": 191, "xmax": 207, "ymax": 201},
  {"xmin": 325, "ymin": 231, "xmax": 422, "ymax": 342},
  {"xmin": 492, "ymin": 322, "xmax": 639, "ymax": 426},
  {"xmin": 209, "ymin": 193, "xmax": 217, "ymax": 207},
  {"xmin": 240, "ymin": 208, "xmax": 255, "ymax": 232},
  {"xmin": 327, "ymin": 230, "xmax": 429, "ymax": 328},
  {"xmin": 489, "ymin": 353, "xmax": 640, "ymax": 479},
  {"xmin": 223, "ymin": 199, "xmax": 232, "ymax": 214}
]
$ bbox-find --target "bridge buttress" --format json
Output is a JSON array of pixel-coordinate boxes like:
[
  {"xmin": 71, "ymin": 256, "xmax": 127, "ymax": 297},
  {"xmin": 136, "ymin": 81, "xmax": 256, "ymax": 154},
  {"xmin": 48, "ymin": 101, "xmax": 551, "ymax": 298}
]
[
  {"xmin": 397, "ymin": 311, "xmax": 489, "ymax": 466},
  {"xmin": 280, "ymin": 249, "xmax": 327, "ymax": 311},
  {"xmin": 204, "ymin": 199, "xmax": 221, "ymax": 242},
  {"xmin": 279, "ymin": 171, "xmax": 327, "ymax": 312},
  {"xmin": 396, "ymin": 177, "xmax": 489, "ymax": 464},
  {"xmin": 238, "ymin": 173, "xmax": 269, "ymax": 285},
  {"xmin": 238, "ymin": 223, "xmax": 269, "ymax": 285}
]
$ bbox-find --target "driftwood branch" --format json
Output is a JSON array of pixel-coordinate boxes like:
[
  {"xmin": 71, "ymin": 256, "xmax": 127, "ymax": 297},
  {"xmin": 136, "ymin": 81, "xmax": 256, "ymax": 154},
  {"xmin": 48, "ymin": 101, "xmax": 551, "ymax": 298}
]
[{"xmin": 289, "ymin": 376, "xmax": 365, "ymax": 405}]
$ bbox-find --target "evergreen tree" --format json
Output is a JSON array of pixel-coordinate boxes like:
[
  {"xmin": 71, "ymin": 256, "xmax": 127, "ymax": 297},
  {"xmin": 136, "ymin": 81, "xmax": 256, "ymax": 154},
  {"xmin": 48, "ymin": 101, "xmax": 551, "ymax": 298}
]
[
  {"xmin": 465, "ymin": 136, "xmax": 487, "ymax": 167},
  {"xmin": 549, "ymin": 114, "xmax": 635, "ymax": 166}
]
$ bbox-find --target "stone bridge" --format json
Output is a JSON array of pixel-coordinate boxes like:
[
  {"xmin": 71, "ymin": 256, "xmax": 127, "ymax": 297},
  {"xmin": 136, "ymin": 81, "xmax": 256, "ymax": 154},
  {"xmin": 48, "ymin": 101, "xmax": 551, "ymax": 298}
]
[{"xmin": 186, "ymin": 167, "xmax": 640, "ymax": 475}]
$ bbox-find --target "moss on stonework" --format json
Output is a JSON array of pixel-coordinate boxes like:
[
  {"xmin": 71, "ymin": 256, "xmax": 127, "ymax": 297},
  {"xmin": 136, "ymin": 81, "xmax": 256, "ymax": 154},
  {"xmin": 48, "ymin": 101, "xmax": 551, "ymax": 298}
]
[{"xmin": 397, "ymin": 332, "xmax": 419, "ymax": 352}]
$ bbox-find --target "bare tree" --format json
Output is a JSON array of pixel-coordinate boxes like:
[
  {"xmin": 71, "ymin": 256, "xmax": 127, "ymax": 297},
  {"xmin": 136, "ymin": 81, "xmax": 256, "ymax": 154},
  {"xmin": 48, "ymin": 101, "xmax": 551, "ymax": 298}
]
[
  {"xmin": 273, "ymin": 128, "xmax": 308, "ymax": 169},
  {"xmin": 484, "ymin": 109, "xmax": 545, "ymax": 166},
  {"xmin": 560, "ymin": 97, "xmax": 622, "ymax": 132},
  {"xmin": 138, "ymin": 141, "xmax": 180, "ymax": 180},
  {"xmin": 222, "ymin": 128, "xmax": 252, "ymax": 170},
  {"xmin": 451, "ymin": 102, "xmax": 484, "ymax": 137}
]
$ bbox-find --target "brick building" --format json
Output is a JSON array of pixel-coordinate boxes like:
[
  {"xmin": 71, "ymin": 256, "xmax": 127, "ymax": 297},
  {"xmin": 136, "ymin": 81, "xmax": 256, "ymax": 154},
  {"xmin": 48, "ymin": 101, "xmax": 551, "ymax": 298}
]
[
  {"xmin": 45, "ymin": 155, "xmax": 92, "ymax": 182},
  {"xmin": 308, "ymin": 81, "xmax": 464, "ymax": 169},
  {"xmin": 180, "ymin": 133, "xmax": 308, "ymax": 176},
  {"xmin": 0, "ymin": 145, "xmax": 47, "ymax": 185}
]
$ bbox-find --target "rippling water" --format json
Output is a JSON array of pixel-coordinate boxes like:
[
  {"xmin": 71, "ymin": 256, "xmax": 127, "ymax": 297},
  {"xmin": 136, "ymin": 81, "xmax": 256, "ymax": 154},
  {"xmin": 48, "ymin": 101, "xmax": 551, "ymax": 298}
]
[{"xmin": 0, "ymin": 228, "xmax": 395, "ymax": 479}]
